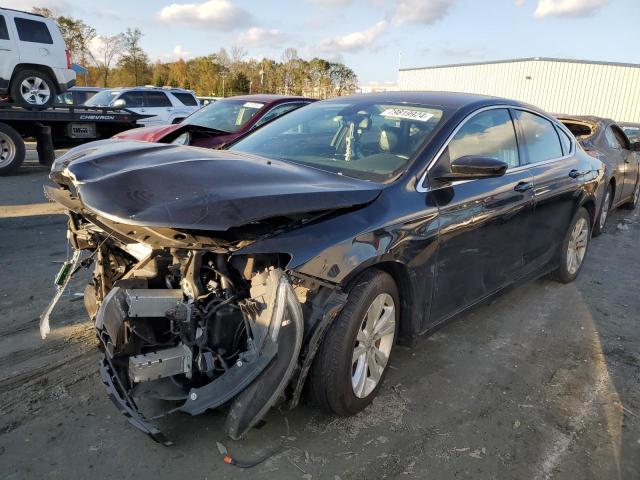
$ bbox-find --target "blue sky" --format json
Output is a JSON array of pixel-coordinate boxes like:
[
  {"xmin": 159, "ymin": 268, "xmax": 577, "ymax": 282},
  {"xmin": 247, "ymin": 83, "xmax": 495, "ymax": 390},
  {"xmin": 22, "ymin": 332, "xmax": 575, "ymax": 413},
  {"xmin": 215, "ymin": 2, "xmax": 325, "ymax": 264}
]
[{"xmin": 9, "ymin": 0, "xmax": 640, "ymax": 84}]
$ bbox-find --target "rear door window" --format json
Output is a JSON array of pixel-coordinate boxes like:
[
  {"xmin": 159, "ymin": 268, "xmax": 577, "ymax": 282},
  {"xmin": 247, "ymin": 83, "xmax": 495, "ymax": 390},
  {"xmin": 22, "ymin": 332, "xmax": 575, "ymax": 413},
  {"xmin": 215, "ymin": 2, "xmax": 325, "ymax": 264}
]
[
  {"xmin": 14, "ymin": 17, "xmax": 53, "ymax": 44},
  {"xmin": 172, "ymin": 92, "xmax": 198, "ymax": 106},
  {"xmin": 515, "ymin": 110, "xmax": 563, "ymax": 164},
  {"xmin": 145, "ymin": 91, "xmax": 172, "ymax": 107},
  {"xmin": 445, "ymin": 108, "xmax": 520, "ymax": 168},
  {"xmin": 0, "ymin": 16, "xmax": 9, "ymax": 40}
]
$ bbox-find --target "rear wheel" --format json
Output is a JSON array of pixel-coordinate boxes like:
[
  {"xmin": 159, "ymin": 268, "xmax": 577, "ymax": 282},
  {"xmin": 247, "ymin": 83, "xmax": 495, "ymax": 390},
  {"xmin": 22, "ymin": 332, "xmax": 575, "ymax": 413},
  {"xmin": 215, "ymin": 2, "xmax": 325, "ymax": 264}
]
[
  {"xmin": 308, "ymin": 269, "xmax": 399, "ymax": 415},
  {"xmin": 622, "ymin": 179, "xmax": 640, "ymax": 210},
  {"xmin": 0, "ymin": 122, "xmax": 26, "ymax": 175},
  {"xmin": 550, "ymin": 207, "xmax": 591, "ymax": 284},
  {"xmin": 593, "ymin": 184, "xmax": 612, "ymax": 236},
  {"xmin": 10, "ymin": 69, "xmax": 56, "ymax": 109}
]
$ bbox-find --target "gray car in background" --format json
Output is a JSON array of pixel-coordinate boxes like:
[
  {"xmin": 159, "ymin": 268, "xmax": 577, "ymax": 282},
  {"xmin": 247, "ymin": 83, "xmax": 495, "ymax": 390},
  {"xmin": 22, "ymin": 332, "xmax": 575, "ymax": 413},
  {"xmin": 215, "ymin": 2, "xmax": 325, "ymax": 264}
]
[{"xmin": 558, "ymin": 115, "xmax": 640, "ymax": 235}]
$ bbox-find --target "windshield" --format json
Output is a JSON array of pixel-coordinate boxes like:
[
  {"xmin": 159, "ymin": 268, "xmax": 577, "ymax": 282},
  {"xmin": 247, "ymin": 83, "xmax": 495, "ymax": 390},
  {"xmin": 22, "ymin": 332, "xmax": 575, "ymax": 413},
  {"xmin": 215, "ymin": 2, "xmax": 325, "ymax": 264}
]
[
  {"xmin": 84, "ymin": 90, "xmax": 121, "ymax": 106},
  {"xmin": 230, "ymin": 100, "xmax": 444, "ymax": 182},
  {"xmin": 184, "ymin": 99, "xmax": 265, "ymax": 133}
]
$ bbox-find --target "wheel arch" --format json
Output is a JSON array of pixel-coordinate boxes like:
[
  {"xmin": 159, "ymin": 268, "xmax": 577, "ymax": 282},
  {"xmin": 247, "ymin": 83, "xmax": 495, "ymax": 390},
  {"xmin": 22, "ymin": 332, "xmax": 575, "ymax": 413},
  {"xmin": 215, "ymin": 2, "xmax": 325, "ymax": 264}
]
[
  {"xmin": 343, "ymin": 260, "xmax": 418, "ymax": 345},
  {"xmin": 579, "ymin": 195, "xmax": 597, "ymax": 228},
  {"xmin": 10, "ymin": 64, "xmax": 58, "ymax": 92}
]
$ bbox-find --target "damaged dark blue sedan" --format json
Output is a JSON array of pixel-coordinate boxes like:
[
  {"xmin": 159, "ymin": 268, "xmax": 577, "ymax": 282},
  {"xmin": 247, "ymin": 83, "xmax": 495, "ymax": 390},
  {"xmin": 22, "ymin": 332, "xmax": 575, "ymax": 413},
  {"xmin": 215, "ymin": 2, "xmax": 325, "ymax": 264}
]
[{"xmin": 43, "ymin": 92, "xmax": 606, "ymax": 444}]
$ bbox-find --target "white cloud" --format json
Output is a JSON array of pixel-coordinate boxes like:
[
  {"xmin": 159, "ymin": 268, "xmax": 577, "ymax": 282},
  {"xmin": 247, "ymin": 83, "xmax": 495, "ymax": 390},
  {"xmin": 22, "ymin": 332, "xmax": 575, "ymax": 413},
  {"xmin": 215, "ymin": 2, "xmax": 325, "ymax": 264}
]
[
  {"xmin": 514, "ymin": 0, "xmax": 526, "ymax": 5},
  {"xmin": 318, "ymin": 20, "xmax": 388, "ymax": 53},
  {"xmin": 534, "ymin": 0, "xmax": 608, "ymax": 18},
  {"xmin": 237, "ymin": 27, "xmax": 289, "ymax": 47},
  {"xmin": 393, "ymin": 0, "xmax": 456, "ymax": 25},
  {"xmin": 157, "ymin": 0, "xmax": 250, "ymax": 30},
  {"xmin": 164, "ymin": 45, "xmax": 194, "ymax": 60}
]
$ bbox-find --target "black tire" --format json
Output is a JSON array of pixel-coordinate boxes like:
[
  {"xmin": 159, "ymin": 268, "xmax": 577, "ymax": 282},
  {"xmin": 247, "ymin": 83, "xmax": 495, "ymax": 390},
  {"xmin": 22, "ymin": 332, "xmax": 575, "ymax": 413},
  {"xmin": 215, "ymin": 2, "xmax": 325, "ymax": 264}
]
[
  {"xmin": 592, "ymin": 183, "xmax": 612, "ymax": 237},
  {"xmin": 10, "ymin": 69, "xmax": 56, "ymax": 109},
  {"xmin": 549, "ymin": 207, "xmax": 591, "ymax": 284},
  {"xmin": 308, "ymin": 269, "xmax": 399, "ymax": 416},
  {"xmin": 621, "ymin": 178, "xmax": 640, "ymax": 210},
  {"xmin": 0, "ymin": 122, "xmax": 26, "ymax": 175}
]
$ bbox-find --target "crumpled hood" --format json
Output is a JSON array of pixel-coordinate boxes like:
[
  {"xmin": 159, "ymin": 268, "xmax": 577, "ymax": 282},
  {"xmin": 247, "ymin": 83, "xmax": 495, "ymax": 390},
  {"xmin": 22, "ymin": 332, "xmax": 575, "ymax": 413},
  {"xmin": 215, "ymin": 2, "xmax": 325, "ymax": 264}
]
[{"xmin": 51, "ymin": 140, "xmax": 383, "ymax": 231}]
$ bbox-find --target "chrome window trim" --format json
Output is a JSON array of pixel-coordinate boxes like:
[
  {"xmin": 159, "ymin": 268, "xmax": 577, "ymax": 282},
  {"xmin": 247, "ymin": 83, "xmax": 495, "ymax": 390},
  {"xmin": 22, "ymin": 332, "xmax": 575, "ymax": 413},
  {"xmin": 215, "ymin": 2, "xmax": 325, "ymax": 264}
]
[{"xmin": 416, "ymin": 104, "xmax": 575, "ymax": 193}]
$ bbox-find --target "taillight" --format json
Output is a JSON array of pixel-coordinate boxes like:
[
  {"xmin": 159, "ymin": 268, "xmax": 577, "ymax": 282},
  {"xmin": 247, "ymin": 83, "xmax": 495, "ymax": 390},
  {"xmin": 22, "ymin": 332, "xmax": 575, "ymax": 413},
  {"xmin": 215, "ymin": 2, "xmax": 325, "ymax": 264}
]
[{"xmin": 65, "ymin": 49, "xmax": 72, "ymax": 69}]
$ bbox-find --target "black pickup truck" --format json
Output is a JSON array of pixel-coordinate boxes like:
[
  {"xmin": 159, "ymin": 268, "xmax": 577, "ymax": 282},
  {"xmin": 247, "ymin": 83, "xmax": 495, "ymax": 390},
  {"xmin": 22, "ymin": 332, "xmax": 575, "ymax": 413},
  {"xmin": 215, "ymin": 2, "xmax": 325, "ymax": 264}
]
[{"xmin": 0, "ymin": 103, "xmax": 149, "ymax": 175}]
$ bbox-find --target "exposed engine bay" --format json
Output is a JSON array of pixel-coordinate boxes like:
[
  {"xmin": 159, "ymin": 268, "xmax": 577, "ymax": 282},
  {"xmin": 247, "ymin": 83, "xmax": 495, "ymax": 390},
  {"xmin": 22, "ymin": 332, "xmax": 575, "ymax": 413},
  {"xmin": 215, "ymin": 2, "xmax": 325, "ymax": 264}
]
[{"xmin": 41, "ymin": 184, "xmax": 347, "ymax": 444}]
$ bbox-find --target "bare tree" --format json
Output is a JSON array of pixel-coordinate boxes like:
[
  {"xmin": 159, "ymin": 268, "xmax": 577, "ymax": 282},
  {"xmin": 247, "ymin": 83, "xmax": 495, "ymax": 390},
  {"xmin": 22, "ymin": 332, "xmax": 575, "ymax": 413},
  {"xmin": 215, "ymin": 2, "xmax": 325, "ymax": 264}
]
[
  {"xmin": 230, "ymin": 45, "xmax": 247, "ymax": 64},
  {"xmin": 87, "ymin": 34, "xmax": 124, "ymax": 87}
]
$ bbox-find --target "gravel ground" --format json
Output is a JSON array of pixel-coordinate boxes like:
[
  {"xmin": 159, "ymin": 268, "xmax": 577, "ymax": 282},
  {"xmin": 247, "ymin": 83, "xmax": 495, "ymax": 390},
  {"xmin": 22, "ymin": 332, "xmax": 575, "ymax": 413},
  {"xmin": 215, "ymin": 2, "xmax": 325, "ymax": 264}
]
[{"xmin": 1, "ymin": 152, "xmax": 639, "ymax": 480}]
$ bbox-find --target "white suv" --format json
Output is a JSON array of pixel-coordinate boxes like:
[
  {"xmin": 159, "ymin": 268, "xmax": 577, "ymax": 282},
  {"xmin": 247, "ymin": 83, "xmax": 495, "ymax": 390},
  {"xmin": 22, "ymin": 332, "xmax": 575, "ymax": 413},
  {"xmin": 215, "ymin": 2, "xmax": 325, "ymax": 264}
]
[
  {"xmin": 84, "ymin": 87, "xmax": 201, "ymax": 126},
  {"xmin": 0, "ymin": 8, "xmax": 76, "ymax": 109}
]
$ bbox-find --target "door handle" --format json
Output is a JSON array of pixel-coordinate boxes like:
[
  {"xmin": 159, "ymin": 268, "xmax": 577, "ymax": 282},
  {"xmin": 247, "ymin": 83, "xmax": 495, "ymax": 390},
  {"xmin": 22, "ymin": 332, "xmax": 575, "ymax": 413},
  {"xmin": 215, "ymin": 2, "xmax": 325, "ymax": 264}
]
[
  {"xmin": 0, "ymin": 48, "xmax": 12, "ymax": 51},
  {"xmin": 568, "ymin": 169, "xmax": 584, "ymax": 179},
  {"xmin": 514, "ymin": 181, "xmax": 533, "ymax": 192}
]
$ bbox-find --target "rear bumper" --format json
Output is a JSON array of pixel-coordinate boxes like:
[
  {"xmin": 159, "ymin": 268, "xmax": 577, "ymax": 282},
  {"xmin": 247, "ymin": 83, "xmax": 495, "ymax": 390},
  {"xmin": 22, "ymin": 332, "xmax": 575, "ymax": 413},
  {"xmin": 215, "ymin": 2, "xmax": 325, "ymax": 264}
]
[{"xmin": 53, "ymin": 68, "xmax": 76, "ymax": 93}]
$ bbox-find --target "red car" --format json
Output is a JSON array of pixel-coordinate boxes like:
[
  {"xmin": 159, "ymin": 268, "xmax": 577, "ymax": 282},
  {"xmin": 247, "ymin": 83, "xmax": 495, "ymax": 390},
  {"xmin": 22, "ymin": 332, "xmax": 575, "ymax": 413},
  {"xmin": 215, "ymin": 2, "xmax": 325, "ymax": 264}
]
[{"xmin": 113, "ymin": 94, "xmax": 315, "ymax": 148}]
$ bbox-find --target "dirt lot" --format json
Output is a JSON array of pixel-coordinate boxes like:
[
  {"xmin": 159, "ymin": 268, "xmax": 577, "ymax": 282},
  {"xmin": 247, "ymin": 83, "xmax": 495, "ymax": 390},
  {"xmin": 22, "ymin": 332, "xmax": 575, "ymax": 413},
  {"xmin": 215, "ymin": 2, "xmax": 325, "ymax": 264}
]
[{"xmin": 1, "ymin": 152, "xmax": 639, "ymax": 480}]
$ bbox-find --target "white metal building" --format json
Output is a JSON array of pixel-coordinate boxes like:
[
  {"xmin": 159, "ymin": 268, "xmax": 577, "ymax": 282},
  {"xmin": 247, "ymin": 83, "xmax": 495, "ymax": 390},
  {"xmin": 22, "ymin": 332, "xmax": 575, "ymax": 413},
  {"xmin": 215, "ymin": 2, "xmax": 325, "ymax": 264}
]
[{"xmin": 398, "ymin": 58, "xmax": 640, "ymax": 123}]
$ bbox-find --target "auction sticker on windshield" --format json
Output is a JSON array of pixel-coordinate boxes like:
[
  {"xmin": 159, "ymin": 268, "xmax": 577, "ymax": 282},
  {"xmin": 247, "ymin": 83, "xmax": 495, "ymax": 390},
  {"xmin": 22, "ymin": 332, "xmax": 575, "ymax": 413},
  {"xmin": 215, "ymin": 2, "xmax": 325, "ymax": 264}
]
[
  {"xmin": 381, "ymin": 108, "xmax": 434, "ymax": 122},
  {"xmin": 243, "ymin": 102, "xmax": 264, "ymax": 109}
]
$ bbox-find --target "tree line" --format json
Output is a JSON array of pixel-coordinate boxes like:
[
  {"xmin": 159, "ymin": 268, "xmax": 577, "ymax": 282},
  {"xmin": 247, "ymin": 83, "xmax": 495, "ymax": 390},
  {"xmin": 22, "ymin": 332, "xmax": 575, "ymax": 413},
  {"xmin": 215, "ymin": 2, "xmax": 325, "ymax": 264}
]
[{"xmin": 33, "ymin": 8, "xmax": 358, "ymax": 98}]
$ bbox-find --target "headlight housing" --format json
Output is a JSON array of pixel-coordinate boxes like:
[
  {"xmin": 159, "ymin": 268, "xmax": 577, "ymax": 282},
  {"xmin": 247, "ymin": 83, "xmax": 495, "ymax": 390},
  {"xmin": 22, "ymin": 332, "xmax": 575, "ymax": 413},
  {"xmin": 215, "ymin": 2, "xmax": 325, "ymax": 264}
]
[{"xmin": 171, "ymin": 132, "xmax": 191, "ymax": 145}]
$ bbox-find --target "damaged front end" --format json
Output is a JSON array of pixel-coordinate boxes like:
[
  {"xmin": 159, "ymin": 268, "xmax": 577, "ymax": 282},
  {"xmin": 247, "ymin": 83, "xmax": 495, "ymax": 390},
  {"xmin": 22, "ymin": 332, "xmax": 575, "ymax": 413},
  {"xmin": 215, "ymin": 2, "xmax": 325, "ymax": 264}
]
[
  {"xmin": 92, "ymin": 249, "xmax": 304, "ymax": 442},
  {"xmin": 40, "ymin": 140, "xmax": 384, "ymax": 443},
  {"xmin": 42, "ymin": 193, "xmax": 346, "ymax": 444}
]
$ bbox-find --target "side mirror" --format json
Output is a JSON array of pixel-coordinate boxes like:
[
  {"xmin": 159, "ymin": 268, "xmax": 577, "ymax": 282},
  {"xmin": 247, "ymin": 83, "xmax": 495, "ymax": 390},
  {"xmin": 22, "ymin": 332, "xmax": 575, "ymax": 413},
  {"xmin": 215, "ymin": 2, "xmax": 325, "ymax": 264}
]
[
  {"xmin": 436, "ymin": 156, "xmax": 508, "ymax": 181},
  {"xmin": 112, "ymin": 98, "xmax": 126, "ymax": 109}
]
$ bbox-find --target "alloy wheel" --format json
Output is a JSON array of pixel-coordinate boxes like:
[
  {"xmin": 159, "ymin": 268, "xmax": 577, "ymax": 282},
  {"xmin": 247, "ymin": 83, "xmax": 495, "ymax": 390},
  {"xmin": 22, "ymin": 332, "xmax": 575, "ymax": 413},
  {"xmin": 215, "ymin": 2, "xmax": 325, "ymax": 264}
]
[
  {"xmin": 20, "ymin": 76, "xmax": 51, "ymax": 105},
  {"xmin": 566, "ymin": 217, "xmax": 589, "ymax": 275},
  {"xmin": 0, "ymin": 131, "xmax": 16, "ymax": 169},
  {"xmin": 352, "ymin": 293, "xmax": 395, "ymax": 398}
]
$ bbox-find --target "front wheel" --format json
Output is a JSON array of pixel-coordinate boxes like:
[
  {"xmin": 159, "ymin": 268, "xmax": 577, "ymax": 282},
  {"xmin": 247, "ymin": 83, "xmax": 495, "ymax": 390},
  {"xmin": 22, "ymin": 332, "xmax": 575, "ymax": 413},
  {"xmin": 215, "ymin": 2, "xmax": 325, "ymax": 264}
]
[
  {"xmin": 308, "ymin": 269, "xmax": 399, "ymax": 416},
  {"xmin": 550, "ymin": 207, "xmax": 591, "ymax": 284}
]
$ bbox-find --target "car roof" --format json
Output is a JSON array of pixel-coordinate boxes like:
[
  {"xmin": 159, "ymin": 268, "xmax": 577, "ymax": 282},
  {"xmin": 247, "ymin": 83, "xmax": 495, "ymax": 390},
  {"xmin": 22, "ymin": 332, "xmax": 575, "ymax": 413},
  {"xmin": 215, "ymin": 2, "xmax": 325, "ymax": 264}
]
[
  {"xmin": 105, "ymin": 87, "xmax": 195, "ymax": 93},
  {"xmin": 320, "ymin": 90, "xmax": 544, "ymax": 114},
  {"xmin": 70, "ymin": 86, "xmax": 106, "ymax": 91},
  {"xmin": 221, "ymin": 94, "xmax": 315, "ymax": 103}
]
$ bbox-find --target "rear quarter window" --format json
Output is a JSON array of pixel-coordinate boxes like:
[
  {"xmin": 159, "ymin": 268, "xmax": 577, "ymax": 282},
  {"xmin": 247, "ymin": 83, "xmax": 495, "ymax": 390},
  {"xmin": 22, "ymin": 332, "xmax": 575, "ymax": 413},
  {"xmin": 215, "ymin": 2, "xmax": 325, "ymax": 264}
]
[
  {"xmin": 0, "ymin": 16, "xmax": 9, "ymax": 40},
  {"xmin": 556, "ymin": 127, "xmax": 572, "ymax": 155},
  {"xmin": 14, "ymin": 18, "xmax": 53, "ymax": 44},
  {"xmin": 172, "ymin": 92, "xmax": 198, "ymax": 106}
]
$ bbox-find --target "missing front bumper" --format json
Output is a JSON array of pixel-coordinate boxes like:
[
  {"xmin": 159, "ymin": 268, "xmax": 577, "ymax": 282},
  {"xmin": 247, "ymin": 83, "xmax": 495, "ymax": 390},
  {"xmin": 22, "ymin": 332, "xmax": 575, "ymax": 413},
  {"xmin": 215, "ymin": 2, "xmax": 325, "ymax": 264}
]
[{"xmin": 97, "ymin": 268, "xmax": 305, "ymax": 443}]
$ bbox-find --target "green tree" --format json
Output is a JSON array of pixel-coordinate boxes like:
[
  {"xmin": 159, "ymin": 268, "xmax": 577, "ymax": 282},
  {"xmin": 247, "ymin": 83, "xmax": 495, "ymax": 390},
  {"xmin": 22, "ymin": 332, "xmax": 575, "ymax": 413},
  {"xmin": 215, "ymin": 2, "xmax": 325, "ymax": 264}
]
[{"xmin": 119, "ymin": 28, "xmax": 150, "ymax": 86}]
